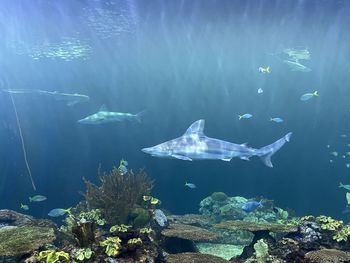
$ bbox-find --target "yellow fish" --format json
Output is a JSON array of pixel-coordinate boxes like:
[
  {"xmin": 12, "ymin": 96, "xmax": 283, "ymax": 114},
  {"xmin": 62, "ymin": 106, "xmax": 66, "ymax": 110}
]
[{"xmin": 258, "ymin": 66, "xmax": 271, "ymax": 74}]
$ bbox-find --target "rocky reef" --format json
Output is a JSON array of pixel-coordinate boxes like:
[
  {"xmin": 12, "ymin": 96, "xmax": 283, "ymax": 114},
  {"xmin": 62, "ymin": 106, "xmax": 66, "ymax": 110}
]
[{"xmin": 3, "ymin": 173, "xmax": 350, "ymax": 263}]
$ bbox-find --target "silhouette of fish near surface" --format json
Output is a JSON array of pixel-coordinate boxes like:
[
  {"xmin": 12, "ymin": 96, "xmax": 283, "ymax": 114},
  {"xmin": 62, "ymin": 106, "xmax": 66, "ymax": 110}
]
[{"xmin": 142, "ymin": 120, "xmax": 292, "ymax": 167}]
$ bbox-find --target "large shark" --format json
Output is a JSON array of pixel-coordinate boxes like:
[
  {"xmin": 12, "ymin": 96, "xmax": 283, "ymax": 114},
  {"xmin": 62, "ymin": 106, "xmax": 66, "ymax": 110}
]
[
  {"xmin": 2, "ymin": 89, "xmax": 89, "ymax": 106},
  {"xmin": 78, "ymin": 105, "xmax": 145, "ymax": 124},
  {"xmin": 283, "ymin": 60, "xmax": 311, "ymax": 72},
  {"xmin": 142, "ymin": 120, "xmax": 292, "ymax": 167}
]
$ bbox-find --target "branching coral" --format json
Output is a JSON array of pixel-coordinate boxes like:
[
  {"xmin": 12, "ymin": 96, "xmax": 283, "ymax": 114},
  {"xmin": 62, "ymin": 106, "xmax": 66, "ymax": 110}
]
[{"xmin": 82, "ymin": 166, "xmax": 153, "ymax": 225}]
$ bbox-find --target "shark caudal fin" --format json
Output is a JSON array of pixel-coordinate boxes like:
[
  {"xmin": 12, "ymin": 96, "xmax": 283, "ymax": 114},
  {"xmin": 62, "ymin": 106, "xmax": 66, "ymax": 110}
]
[
  {"xmin": 135, "ymin": 110, "xmax": 146, "ymax": 123},
  {"xmin": 258, "ymin": 132, "xmax": 292, "ymax": 168}
]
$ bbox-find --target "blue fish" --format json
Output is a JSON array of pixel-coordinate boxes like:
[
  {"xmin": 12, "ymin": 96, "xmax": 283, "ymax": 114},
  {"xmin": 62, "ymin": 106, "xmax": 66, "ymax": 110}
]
[
  {"xmin": 185, "ymin": 182, "xmax": 196, "ymax": 189},
  {"xmin": 238, "ymin": 114, "xmax": 253, "ymax": 120},
  {"xmin": 270, "ymin": 117, "xmax": 284, "ymax": 123},
  {"xmin": 300, "ymin": 91, "xmax": 318, "ymax": 101},
  {"xmin": 339, "ymin": 182, "xmax": 350, "ymax": 191},
  {"xmin": 48, "ymin": 208, "xmax": 71, "ymax": 217},
  {"xmin": 241, "ymin": 200, "xmax": 263, "ymax": 213}
]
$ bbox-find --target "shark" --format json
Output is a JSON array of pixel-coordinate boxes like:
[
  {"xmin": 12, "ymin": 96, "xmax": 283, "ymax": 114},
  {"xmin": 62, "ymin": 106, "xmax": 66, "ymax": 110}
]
[
  {"xmin": 142, "ymin": 120, "xmax": 292, "ymax": 167},
  {"xmin": 78, "ymin": 105, "xmax": 145, "ymax": 124},
  {"xmin": 283, "ymin": 59, "xmax": 311, "ymax": 72},
  {"xmin": 2, "ymin": 89, "xmax": 90, "ymax": 106}
]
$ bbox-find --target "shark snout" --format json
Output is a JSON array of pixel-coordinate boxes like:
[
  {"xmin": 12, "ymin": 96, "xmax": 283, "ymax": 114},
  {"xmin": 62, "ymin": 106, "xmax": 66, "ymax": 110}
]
[{"xmin": 141, "ymin": 147, "xmax": 152, "ymax": 154}]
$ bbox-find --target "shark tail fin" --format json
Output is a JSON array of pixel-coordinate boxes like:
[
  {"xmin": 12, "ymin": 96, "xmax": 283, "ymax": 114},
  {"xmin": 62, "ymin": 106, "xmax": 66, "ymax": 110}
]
[
  {"xmin": 258, "ymin": 132, "xmax": 292, "ymax": 168},
  {"xmin": 339, "ymin": 182, "xmax": 344, "ymax": 188},
  {"xmin": 135, "ymin": 110, "xmax": 146, "ymax": 123},
  {"xmin": 238, "ymin": 115, "xmax": 243, "ymax": 120},
  {"xmin": 313, "ymin": 91, "xmax": 319, "ymax": 97},
  {"xmin": 267, "ymin": 66, "xmax": 271, "ymax": 73}
]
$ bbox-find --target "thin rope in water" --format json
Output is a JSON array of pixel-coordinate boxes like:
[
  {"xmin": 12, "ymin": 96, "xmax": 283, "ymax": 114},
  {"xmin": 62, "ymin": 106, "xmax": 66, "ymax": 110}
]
[{"xmin": 9, "ymin": 94, "xmax": 36, "ymax": 191}]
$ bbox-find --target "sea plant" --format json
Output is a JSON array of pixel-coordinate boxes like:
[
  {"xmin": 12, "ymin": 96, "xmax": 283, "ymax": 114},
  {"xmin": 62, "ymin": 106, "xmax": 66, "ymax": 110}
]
[
  {"xmin": 82, "ymin": 166, "xmax": 153, "ymax": 225},
  {"xmin": 100, "ymin": 237, "xmax": 122, "ymax": 257},
  {"xmin": 74, "ymin": 248, "xmax": 93, "ymax": 261},
  {"xmin": 37, "ymin": 250, "xmax": 70, "ymax": 263},
  {"xmin": 254, "ymin": 239, "xmax": 269, "ymax": 260},
  {"xmin": 127, "ymin": 238, "xmax": 142, "ymax": 245},
  {"xmin": 211, "ymin": 192, "xmax": 228, "ymax": 202},
  {"xmin": 110, "ymin": 224, "xmax": 131, "ymax": 233},
  {"xmin": 77, "ymin": 209, "xmax": 106, "ymax": 226},
  {"xmin": 140, "ymin": 227, "xmax": 153, "ymax": 235}
]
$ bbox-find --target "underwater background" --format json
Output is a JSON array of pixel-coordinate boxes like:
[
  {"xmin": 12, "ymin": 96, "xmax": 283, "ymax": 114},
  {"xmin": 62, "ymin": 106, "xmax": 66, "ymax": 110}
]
[{"xmin": 0, "ymin": 0, "xmax": 350, "ymax": 221}]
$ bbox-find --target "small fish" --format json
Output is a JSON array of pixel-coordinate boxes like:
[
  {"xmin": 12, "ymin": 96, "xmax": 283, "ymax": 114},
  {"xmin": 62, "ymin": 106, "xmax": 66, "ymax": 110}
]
[
  {"xmin": 48, "ymin": 208, "xmax": 71, "ymax": 217},
  {"xmin": 330, "ymin": 151, "xmax": 338, "ymax": 157},
  {"xmin": 29, "ymin": 195, "xmax": 47, "ymax": 202},
  {"xmin": 258, "ymin": 66, "xmax": 271, "ymax": 74},
  {"xmin": 326, "ymin": 145, "xmax": 330, "ymax": 148},
  {"xmin": 300, "ymin": 91, "xmax": 318, "ymax": 101},
  {"xmin": 341, "ymin": 134, "xmax": 348, "ymax": 138},
  {"xmin": 118, "ymin": 159, "xmax": 128, "ymax": 175},
  {"xmin": 238, "ymin": 114, "xmax": 253, "ymax": 120},
  {"xmin": 20, "ymin": 203, "xmax": 29, "ymax": 211},
  {"xmin": 185, "ymin": 182, "xmax": 196, "ymax": 189},
  {"xmin": 270, "ymin": 117, "xmax": 284, "ymax": 123},
  {"xmin": 346, "ymin": 163, "xmax": 350, "ymax": 168},
  {"xmin": 339, "ymin": 183, "xmax": 350, "ymax": 191},
  {"xmin": 242, "ymin": 200, "xmax": 263, "ymax": 213},
  {"xmin": 343, "ymin": 155, "xmax": 346, "ymax": 158},
  {"xmin": 330, "ymin": 159, "xmax": 334, "ymax": 163},
  {"xmin": 258, "ymin": 88, "xmax": 263, "ymax": 94}
]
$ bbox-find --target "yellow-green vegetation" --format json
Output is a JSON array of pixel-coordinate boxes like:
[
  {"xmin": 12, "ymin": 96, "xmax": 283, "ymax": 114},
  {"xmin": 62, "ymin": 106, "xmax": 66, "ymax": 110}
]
[
  {"xmin": 254, "ymin": 239, "xmax": 269, "ymax": 260},
  {"xmin": 110, "ymin": 224, "xmax": 131, "ymax": 233},
  {"xmin": 316, "ymin": 215, "xmax": 343, "ymax": 231},
  {"xmin": 83, "ymin": 167, "xmax": 153, "ymax": 225},
  {"xmin": 333, "ymin": 226, "xmax": 350, "ymax": 242},
  {"xmin": 78, "ymin": 209, "xmax": 106, "ymax": 226},
  {"xmin": 127, "ymin": 238, "xmax": 142, "ymax": 245},
  {"xmin": 37, "ymin": 250, "xmax": 69, "ymax": 263},
  {"xmin": 100, "ymin": 237, "xmax": 122, "ymax": 257},
  {"xmin": 140, "ymin": 227, "xmax": 153, "ymax": 235},
  {"xmin": 300, "ymin": 215, "xmax": 315, "ymax": 221},
  {"xmin": 74, "ymin": 248, "xmax": 93, "ymax": 261},
  {"xmin": 143, "ymin": 195, "xmax": 161, "ymax": 205},
  {"xmin": 130, "ymin": 207, "xmax": 151, "ymax": 227},
  {"xmin": 211, "ymin": 192, "xmax": 228, "ymax": 202}
]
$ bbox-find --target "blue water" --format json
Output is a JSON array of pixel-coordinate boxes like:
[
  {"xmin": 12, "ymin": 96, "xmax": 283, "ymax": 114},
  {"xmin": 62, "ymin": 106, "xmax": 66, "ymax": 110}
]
[{"xmin": 1, "ymin": 0, "xmax": 350, "ymax": 220}]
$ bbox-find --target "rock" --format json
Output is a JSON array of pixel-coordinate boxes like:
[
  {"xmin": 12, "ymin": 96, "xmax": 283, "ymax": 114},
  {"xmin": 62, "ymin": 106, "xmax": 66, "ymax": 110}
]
[
  {"xmin": 167, "ymin": 214, "xmax": 211, "ymax": 227},
  {"xmin": 162, "ymin": 223, "xmax": 218, "ymax": 242},
  {"xmin": 0, "ymin": 209, "xmax": 54, "ymax": 228},
  {"xmin": 0, "ymin": 226, "xmax": 56, "ymax": 256},
  {"xmin": 166, "ymin": 252, "xmax": 229, "ymax": 263},
  {"xmin": 304, "ymin": 249, "xmax": 350, "ymax": 263}
]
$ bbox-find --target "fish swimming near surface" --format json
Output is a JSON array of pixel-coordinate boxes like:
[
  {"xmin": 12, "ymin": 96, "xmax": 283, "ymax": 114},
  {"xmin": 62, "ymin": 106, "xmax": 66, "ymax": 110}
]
[
  {"xmin": 270, "ymin": 117, "xmax": 284, "ymax": 123},
  {"xmin": 78, "ymin": 105, "xmax": 145, "ymax": 124},
  {"xmin": 242, "ymin": 200, "xmax": 263, "ymax": 213},
  {"xmin": 238, "ymin": 113, "xmax": 253, "ymax": 120},
  {"xmin": 48, "ymin": 208, "xmax": 71, "ymax": 217},
  {"xmin": 283, "ymin": 60, "xmax": 311, "ymax": 72},
  {"xmin": 2, "ymin": 89, "xmax": 90, "ymax": 106},
  {"xmin": 339, "ymin": 183, "xmax": 350, "ymax": 191},
  {"xmin": 300, "ymin": 91, "xmax": 318, "ymax": 101},
  {"xmin": 185, "ymin": 182, "xmax": 196, "ymax": 189},
  {"xmin": 29, "ymin": 195, "xmax": 47, "ymax": 202},
  {"xmin": 142, "ymin": 120, "xmax": 292, "ymax": 168}
]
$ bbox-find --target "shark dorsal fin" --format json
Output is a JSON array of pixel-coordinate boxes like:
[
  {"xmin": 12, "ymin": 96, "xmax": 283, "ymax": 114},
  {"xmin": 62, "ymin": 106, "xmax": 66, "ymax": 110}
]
[
  {"xmin": 99, "ymin": 104, "xmax": 108, "ymax": 112},
  {"xmin": 184, "ymin": 120, "xmax": 205, "ymax": 136}
]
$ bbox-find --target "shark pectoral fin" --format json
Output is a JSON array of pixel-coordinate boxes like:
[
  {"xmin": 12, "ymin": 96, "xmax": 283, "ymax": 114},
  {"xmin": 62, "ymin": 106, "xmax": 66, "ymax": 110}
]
[
  {"xmin": 221, "ymin": 158, "xmax": 232, "ymax": 162},
  {"xmin": 172, "ymin": 154, "xmax": 192, "ymax": 161},
  {"xmin": 240, "ymin": 156, "xmax": 250, "ymax": 161}
]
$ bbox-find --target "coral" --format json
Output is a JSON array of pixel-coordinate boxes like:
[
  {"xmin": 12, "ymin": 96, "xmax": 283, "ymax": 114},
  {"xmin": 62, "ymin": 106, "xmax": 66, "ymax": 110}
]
[
  {"xmin": 0, "ymin": 209, "xmax": 54, "ymax": 228},
  {"xmin": 161, "ymin": 223, "xmax": 218, "ymax": 241},
  {"xmin": 304, "ymin": 249, "xmax": 350, "ymax": 263},
  {"xmin": 143, "ymin": 195, "xmax": 161, "ymax": 206},
  {"xmin": 77, "ymin": 209, "xmax": 106, "ymax": 226},
  {"xmin": 166, "ymin": 252, "xmax": 229, "ymax": 263},
  {"xmin": 100, "ymin": 237, "xmax": 122, "ymax": 257},
  {"xmin": 130, "ymin": 207, "xmax": 150, "ymax": 227},
  {"xmin": 316, "ymin": 215, "xmax": 343, "ymax": 231},
  {"xmin": 139, "ymin": 227, "xmax": 153, "ymax": 235},
  {"xmin": 196, "ymin": 243, "xmax": 244, "ymax": 260},
  {"xmin": 214, "ymin": 220, "xmax": 298, "ymax": 233},
  {"xmin": 127, "ymin": 238, "xmax": 142, "ymax": 245},
  {"xmin": 72, "ymin": 221, "xmax": 96, "ymax": 247},
  {"xmin": 254, "ymin": 239, "xmax": 269, "ymax": 260},
  {"xmin": 0, "ymin": 226, "xmax": 55, "ymax": 256},
  {"xmin": 74, "ymin": 248, "xmax": 93, "ymax": 261},
  {"xmin": 109, "ymin": 224, "xmax": 131, "ymax": 233},
  {"xmin": 168, "ymin": 214, "xmax": 210, "ymax": 227},
  {"xmin": 37, "ymin": 250, "xmax": 69, "ymax": 263},
  {"xmin": 332, "ymin": 226, "xmax": 350, "ymax": 242},
  {"xmin": 82, "ymin": 166, "xmax": 153, "ymax": 225},
  {"xmin": 211, "ymin": 192, "xmax": 228, "ymax": 202}
]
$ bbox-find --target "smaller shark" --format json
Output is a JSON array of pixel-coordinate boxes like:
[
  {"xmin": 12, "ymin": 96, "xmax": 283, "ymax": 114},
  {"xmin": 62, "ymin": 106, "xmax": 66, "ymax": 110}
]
[
  {"xmin": 78, "ymin": 105, "xmax": 145, "ymax": 124},
  {"xmin": 2, "ymin": 89, "xmax": 90, "ymax": 106},
  {"xmin": 142, "ymin": 120, "xmax": 292, "ymax": 167}
]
